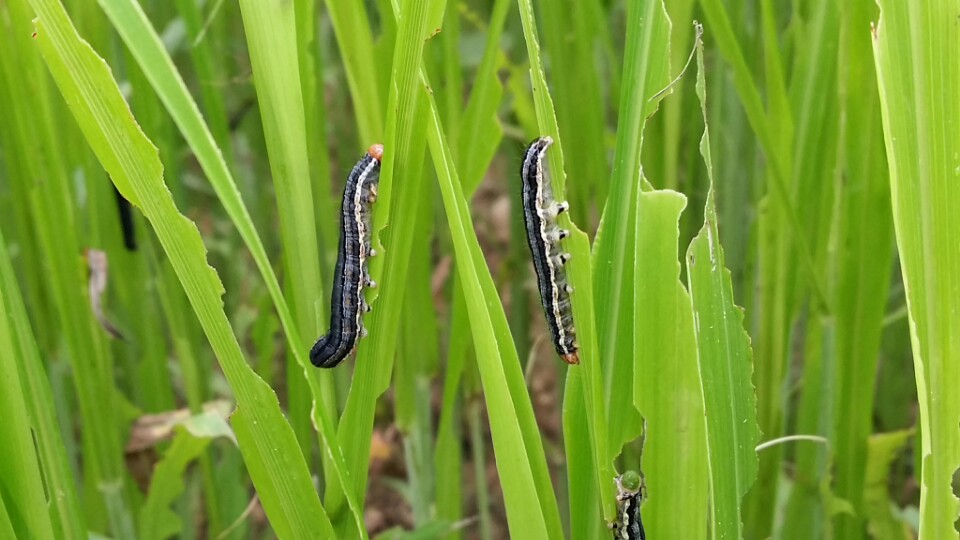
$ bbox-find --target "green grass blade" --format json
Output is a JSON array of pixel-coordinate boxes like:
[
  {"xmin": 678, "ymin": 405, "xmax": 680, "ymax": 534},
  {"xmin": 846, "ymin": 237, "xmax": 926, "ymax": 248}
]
[
  {"xmin": 27, "ymin": 2, "xmax": 335, "ymax": 535},
  {"xmin": 634, "ymin": 189, "xmax": 708, "ymax": 539},
  {"xmin": 172, "ymin": 0, "xmax": 234, "ymax": 164},
  {"xmin": 588, "ymin": 0, "xmax": 670, "ymax": 460},
  {"xmin": 685, "ymin": 40, "xmax": 760, "ymax": 540},
  {"xmin": 0, "ymin": 241, "xmax": 56, "ymax": 540},
  {"xmin": 3, "ymin": 2, "xmax": 131, "ymax": 534},
  {"xmin": 698, "ymin": 0, "xmax": 829, "ymax": 312},
  {"xmin": 563, "ymin": 368, "xmax": 601, "ymax": 539},
  {"xmin": 538, "ymin": 0, "xmax": 608, "ymax": 223},
  {"xmin": 93, "ymin": 6, "xmax": 367, "ymax": 533},
  {"xmin": 426, "ymin": 87, "xmax": 556, "ymax": 539},
  {"xmin": 236, "ymin": 0, "xmax": 332, "ymax": 456},
  {"xmin": 749, "ymin": 0, "xmax": 842, "ymax": 533},
  {"xmin": 515, "ymin": 0, "xmax": 617, "ymax": 522},
  {"xmin": 457, "ymin": 0, "xmax": 508, "ymax": 194},
  {"xmin": 872, "ymin": 1, "xmax": 960, "ymax": 535},
  {"xmin": 332, "ymin": 0, "xmax": 432, "ymax": 517},
  {"xmin": 832, "ymin": 1, "xmax": 895, "ymax": 537},
  {"xmin": 780, "ymin": 316, "xmax": 834, "ymax": 540},
  {"xmin": 322, "ymin": 0, "xmax": 384, "ymax": 142},
  {"xmin": 0, "ymin": 229, "xmax": 86, "ymax": 539}
]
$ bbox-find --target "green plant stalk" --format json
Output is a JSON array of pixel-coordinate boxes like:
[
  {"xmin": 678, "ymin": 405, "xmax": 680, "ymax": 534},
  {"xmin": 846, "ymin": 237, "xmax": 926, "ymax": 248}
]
[
  {"xmin": 780, "ymin": 315, "xmax": 834, "ymax": 539},
  {"xmin": 872, "ymin": 1, "xmax": 960, "ymax": 536},
  {"xmin": 468, "ymin": 398, "xmax": 494, "ymax": 540},
  {"xmin": 435, "ymin": 274, "xmax": 469, "ymax": 535},
  {"xmin": 832, "ymin": 3, "xmax": 895, "ymax": 539},
  {"xmin": 562, "ymin": 368, "xmax": 601, "ymax": 539}
]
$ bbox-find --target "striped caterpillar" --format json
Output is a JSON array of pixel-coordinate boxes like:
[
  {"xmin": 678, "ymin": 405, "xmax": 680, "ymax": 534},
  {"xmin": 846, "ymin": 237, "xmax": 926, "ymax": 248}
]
[
  {"xmin": 520, "ymin": 136, "xmax": 579, "ymax": 364},
  {"xmin": 310, "ymin": 144, "xmax": 383, "ymax": 368},
  {"xmin": 611, "ymin": 471, "xmax": 647, "ymax": 540}
]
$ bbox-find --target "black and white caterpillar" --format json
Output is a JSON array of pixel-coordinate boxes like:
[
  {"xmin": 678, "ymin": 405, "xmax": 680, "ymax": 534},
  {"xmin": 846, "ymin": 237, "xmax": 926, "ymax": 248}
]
[
  {"xmin": 310, "ymin": 144, "xmax": 383, "ymax": 368},
  {"xmin": 520, "ymin": 136, "xmax": 579, "ymax": 364},
  {"xmin": 611, "ymin": 472, "xmax": 646, "ymax": 540}
]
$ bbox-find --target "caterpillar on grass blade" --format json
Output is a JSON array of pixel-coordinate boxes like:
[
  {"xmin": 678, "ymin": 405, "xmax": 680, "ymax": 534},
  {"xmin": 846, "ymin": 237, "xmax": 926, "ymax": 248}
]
[
  {"xmin": 520, "ymin": 136, "xmax": 579, "ymax": 364},
  {"xmin": 610, "ymin": 471, "xmax": 647, "ymax": 540},
  {"xmin": 310, "ymin": 144, "xmax": 383, "ymax": 368}
]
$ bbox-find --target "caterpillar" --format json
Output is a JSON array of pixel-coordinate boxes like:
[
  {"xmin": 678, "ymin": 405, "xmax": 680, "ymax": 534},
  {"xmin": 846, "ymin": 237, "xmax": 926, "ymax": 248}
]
[
  {"xmin": 520, "ymin": 136, "xmax": 579, "ymax": 364},
  {"xmin": 310, "ymin": 144, "xmax": 383, "ymax": 368},
  {"xmin": 611, "ymin": 471, "xmax": 646, "ymax": 540}
]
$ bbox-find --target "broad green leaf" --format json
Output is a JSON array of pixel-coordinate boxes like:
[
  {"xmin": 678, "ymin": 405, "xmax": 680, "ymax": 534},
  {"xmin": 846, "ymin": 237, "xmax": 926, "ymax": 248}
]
[
  {"xmin": 139, "ymin": 418, "xmax": 234, "ymax": 540},
  {"xmin": 634, "ymin": 189, "xmax": 708, "ymax": 540},
  {"xmin": 685, "ymin": 39, "xmax": 760, "ymax": 540},
  {"xmin": 864, "ymin": 430, "xmax": 914, "ymax": 540},
  {"xmin": 873, "ymin": 1, "xmax": 960, "ymax": 536},
  {"xmin": 27, "ymin": 1, "xmax": 334, "ymax": 536}
]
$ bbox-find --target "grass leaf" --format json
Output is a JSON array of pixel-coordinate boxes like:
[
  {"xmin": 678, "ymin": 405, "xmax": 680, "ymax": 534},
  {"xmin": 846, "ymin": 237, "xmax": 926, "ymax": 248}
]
[
  {"xmin": 686, "ymin": 37, "xmax": 760, "ymax": 540},
  {"xmin": 872, "ymin": 1, "xmax": 960, "ymax": 535},
  {"xmin": 28, "ymin": 1, "xmax": 334, "ymax": 535},
  {"xmin": 634, "ymin": 189, "xmax": 708, "ymax": 539}
]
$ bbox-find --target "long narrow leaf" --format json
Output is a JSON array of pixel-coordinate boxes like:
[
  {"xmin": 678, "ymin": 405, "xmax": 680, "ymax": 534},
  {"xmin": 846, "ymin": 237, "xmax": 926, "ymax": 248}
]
[
  {"xmin": 515, "ymin": 0, "xmax": 617, "ymax": 522},
  {"xmin": 872, "ymin": 1, "xmax": 960, "ymax": 535},
  {"xmin": 685, "ymin": 39, "xmax": 760, "ymax": 540},
  {"xmin": 28, "ymin": 2, "xmax": 334, "ymax": 535}
]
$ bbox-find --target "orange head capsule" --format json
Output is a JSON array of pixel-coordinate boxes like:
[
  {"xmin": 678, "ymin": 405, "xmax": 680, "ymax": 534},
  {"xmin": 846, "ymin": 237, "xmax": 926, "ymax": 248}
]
[
  {"xmin": 367, "ymin": 144, "xmax": 384, "ymax": 162},
  {"xmin": 562, "ymin": 352, "xmax": 580, "ymax": 365}
]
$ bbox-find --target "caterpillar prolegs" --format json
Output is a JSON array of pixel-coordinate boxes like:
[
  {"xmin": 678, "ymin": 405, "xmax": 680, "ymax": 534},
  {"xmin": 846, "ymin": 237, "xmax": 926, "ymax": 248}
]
[
  {"xmin": 310, "ymin": 144, "xmax": 383, "ymax": 368},
  {"xmin": 520, "ymin": 137, "xmax": 579, "ymax": 364}
]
